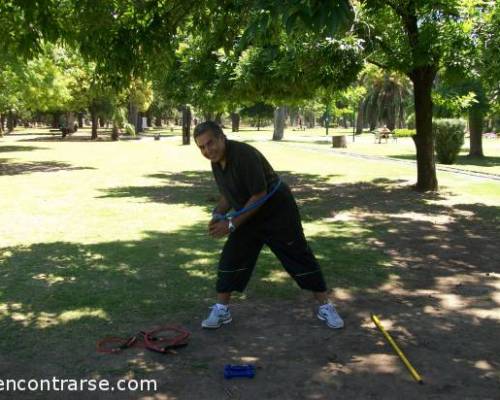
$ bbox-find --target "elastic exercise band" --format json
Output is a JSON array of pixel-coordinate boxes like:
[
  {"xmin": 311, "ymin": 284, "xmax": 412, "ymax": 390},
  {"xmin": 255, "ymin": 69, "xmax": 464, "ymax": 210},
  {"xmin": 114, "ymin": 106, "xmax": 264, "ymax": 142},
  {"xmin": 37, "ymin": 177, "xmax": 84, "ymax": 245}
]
[{"xmin": 212, "ymin": 179, "xmax": 282, "ymax": 221}]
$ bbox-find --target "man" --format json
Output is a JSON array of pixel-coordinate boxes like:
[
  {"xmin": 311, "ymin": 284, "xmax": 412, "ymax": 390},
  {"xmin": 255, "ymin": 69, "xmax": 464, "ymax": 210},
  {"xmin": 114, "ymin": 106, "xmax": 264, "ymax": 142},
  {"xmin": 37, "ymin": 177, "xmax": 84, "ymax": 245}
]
[{"xmin": 194, "ymin": 121, "xmax": 344, "ymax": 330}]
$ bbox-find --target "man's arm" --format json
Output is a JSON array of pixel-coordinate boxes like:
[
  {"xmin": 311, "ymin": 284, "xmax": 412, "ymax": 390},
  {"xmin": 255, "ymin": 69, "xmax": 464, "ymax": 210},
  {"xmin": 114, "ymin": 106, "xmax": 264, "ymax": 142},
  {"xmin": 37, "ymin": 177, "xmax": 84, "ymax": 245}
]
[
  {"xmin": 231, "ymin": 190, "xmax": 266, "ymax": 228},
  {"xmin": 213, "ymin": 195, "xmax": 231, "ymax": 216},
  {"xmin": 209, "ymin": 190, "xmax": 267, "ymax": 238}
]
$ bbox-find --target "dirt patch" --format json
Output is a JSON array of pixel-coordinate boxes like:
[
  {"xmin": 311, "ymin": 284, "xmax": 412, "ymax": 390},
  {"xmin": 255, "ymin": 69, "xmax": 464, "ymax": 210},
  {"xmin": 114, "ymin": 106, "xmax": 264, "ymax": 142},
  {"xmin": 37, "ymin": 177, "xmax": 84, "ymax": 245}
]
[{"xmin": 4, "ymin": 287, "xmax": 497, "ymax": 400}]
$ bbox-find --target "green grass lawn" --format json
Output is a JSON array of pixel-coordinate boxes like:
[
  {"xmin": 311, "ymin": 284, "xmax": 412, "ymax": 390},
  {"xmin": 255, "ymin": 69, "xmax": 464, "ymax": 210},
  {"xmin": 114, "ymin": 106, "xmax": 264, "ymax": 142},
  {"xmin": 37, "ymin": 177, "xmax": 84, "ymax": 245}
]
[{"xmin": 1, "ymin": 126, "xmax": 499, "ymax": 375}]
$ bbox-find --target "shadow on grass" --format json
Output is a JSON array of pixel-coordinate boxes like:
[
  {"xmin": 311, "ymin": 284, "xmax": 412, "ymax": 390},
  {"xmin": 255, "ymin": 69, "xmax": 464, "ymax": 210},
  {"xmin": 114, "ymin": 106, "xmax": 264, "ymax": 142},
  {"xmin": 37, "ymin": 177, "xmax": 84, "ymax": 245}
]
[
  {"xmin": 387, "ymin": 154, "xmax": 416, "ymax": 161},
  {"xmin": 243, "ymin": 137, "xmax": 332, "ymax": 147},
  {"xmin": 100, "ymin": 170, "xmax": 500, "ymax": 292},
  {"xmin": 18, "ymin": 133, "xmax": 179, "ymax": 142},
  {"xmin": 0, "ymin": 158, "xmax": 96, "ymax": 176},
  {"xmin": 1, "ymin": 174, "xmax": 499, "ymax": 398},
  {"xmin": 0, "ymin": 217, "xmax": 388, "ymax": 374},
  {"xmin": 0, "ymin": 145, "xmax": 47, "ymax": 153},
  {"xmin": 19, "ymin": 135, "xmax": 115, "ymax": 142},
  {"xmin": 454, "ymin": 155, "xmax": 500, "ymax": 168},
  {"xmin": 236, "ymin": 128, "xmax": 273, "ymax": 132},
  {"xmin": 140, "ymin": 132, "xmax": 179, "ymax": 138},
  {"xmin": 4, "ymin": 130, "xmax": 58, "ymax": 137},
  {"xmin": 389, "ymin": 153, "xmax": 500, "ymax": 170},
  {"xmin": 97, "ymin": 170, "xmax": 342, "ymax": 218}
]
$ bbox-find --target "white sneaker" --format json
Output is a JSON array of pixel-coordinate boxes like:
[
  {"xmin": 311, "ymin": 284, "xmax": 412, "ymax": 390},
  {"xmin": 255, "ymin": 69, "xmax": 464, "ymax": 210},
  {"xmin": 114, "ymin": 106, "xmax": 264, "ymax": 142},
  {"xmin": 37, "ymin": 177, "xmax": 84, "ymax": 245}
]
[
  {"xmin": 317, "ymin": 303, "xmax": 344, "ymax": 329},
  {"xmin": 201, "ymin": 305, "xmax": 232, "ymax": 329}
]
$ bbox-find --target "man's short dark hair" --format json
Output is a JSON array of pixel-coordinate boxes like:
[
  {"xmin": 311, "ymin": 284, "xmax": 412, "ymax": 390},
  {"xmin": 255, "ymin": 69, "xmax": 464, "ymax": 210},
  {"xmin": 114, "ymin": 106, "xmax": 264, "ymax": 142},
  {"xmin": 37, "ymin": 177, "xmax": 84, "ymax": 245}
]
[{"xmin": 193, "ymin": 121, "xmax": 225, "ymax": 140}]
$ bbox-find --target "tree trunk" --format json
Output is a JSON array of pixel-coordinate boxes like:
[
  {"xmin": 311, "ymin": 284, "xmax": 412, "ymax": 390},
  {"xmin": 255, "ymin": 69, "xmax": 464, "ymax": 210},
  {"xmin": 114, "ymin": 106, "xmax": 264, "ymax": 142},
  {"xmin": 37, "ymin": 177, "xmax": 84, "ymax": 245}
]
[
  {"xmin": 468, "ymin": 105, "xmax": 484, "ymax": 157},
  {"xmin": 257, "ymin": 117, "xmax": 261, "ymax": 131},
  {"xmin": 325, "ymin": 109, "xmax": 330, "ymax": 136},
  {"xmin": 146, "ymin": 111, "xmax": 153, "ymax": 128},
  {"xmin": 307, "ymin": 112, "xmax": 315, "ymax": 128},
  {"xmin": 386, "ymin": 107, "xmax": 396, "ymax": 131},
  {"xmin": 155, "ymin": 116, "xmax": 162, "ymax": 127},
  {"xmin": 77, "ymin": 113, "xmax": 84, "ymax": 128},
  {"xmin": 7, "ymin": 111, "xmax": 15, "ymax": 133},
  {"xmin": 111, "ymin": 125, "xmax": 120, "ymax": 141},
  {"xmin": 215, "ymin": 112, "xmax": 223, "ymax": 126},
  {"xmin": 128, "ymin": 101, "xmax": 139, "ymax": 134},
  {"xmin": 356, "ymin": 99, "xmax": 365, "ymax": 134},
  {"xmin": 273, "ymin": 106, "xmax": 285, "ymax": 141},
  {"xmin": 0, "ymin": 113, "xmax": 5, "ymax": 132},
  {"xmin": 52, "ymin": 113, "xmax": 59, "ymax": 129},
  {"xmin": 66, "ymin": 112, "xmax": 77, "ymax": 133},
  {"xmin": 289, "ymin": 108, "xmax": 297, "ymax": 127},
  {"xmin": 231, "ymin": 112, "xmax": 240, "ymax": 132},
  {"xmin": 137, "ymin": 112, "xmax": 144, "ymax": 133},
  {"xmin": 398, "ymin": 97, "xmax": 405, "ymax": 128},
  {"xmin": 386, "ymin": 92, "xmax": 397, "ymax": 131},
  {"xmin": 367, "ymin": 94, "xmax": 379, "ymax": 131},
  {"xmin": 410, "ymin": 67, "xmax": 438, "ymax": 192},
  {"xmin": 90, "ymin": 105, "xmax": 98, "ymax": 140},
  {"xmin": 182, "ymin": 105, "xmax": 191, "ymax": 145},
  {"xmin": 99, "ymin": 118, "xmax": 105, "ymax": 128}
]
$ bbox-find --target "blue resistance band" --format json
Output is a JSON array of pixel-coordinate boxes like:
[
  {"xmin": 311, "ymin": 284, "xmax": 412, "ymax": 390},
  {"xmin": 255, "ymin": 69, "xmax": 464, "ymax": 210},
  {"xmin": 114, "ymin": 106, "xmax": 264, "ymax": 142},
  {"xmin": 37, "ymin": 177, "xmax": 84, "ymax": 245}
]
[{"xmin": 212, "ymin": 179, "xmax": 282, "ymax": 221}]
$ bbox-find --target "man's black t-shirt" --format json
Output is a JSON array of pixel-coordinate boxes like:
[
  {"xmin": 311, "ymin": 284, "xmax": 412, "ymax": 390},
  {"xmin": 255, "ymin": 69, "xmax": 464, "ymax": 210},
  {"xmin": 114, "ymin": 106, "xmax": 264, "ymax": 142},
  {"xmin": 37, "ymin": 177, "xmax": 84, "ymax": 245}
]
[{"xmin": 211, "ymin": 140, "xmax": 279, "ymax": 210}]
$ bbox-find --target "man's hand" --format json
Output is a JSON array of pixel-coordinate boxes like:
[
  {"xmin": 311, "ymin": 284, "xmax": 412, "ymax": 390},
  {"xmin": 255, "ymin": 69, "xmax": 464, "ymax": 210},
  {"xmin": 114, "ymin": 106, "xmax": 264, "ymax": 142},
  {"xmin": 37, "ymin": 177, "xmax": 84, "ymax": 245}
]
[{"xmin": 208, "ymin": 219, "xmax": 229, "ymax": 238}]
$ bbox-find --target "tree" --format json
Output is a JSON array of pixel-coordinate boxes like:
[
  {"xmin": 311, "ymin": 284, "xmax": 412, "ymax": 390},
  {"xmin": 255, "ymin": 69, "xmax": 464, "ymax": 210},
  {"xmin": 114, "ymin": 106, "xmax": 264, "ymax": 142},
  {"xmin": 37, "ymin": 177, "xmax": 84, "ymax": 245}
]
[
  {"xmin": 232, "ymin": 34, "xmax": 363, "ymax": 140},
  {"xmin": 358, "ymin": 0, "xmax": 459, "ymax": 191},
  {"xmin": 483, "ymin": 1, "xmax": 500, "ymax": 134},
  {"xmin": 357, "ymin": 0, "xmax": 474, "ymax": 191},
  {"xmin": 240, "ymin": 102, "xmax": 275, "ymax": 130},
  {"xmin": 463, "ymin": 1, "xmax": 499, "ymax": 157},
  {"xmin": 0, "ymin": 60, "xmax": 25, "ymax": 134},
  {"xmin": 178, "ymin": 0, "xmax": 363, "ymax": 141},
  {"xmin": 0, "ymin": 1, "xmax": 62, "ymax": 59},
  {"xmin": 357, "ymin": 65, "xmax": 412, "ymax": 132},
  {"xmin": 148, "ymin": 89, "xmax": 178, "ymax": 127},
  {"xmin": 127, "ymin": 78, "xmax": 153, "ymax": 133}
]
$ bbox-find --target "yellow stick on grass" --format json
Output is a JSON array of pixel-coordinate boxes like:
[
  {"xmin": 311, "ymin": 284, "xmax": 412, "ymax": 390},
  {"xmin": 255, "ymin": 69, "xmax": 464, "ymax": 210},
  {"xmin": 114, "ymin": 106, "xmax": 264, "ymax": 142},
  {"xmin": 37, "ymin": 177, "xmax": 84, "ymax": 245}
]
[{"xmin": 371, "ymin": 314, "xmax": 424, "ymax": 384}]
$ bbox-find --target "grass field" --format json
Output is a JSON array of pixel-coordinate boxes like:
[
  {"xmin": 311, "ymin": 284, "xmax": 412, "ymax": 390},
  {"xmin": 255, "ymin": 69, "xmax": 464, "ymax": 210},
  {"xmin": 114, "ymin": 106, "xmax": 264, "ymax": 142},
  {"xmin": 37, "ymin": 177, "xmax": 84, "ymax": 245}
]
[{"xmin": 0, "ymin": 125, "xmax": 499, "ymax": 388}]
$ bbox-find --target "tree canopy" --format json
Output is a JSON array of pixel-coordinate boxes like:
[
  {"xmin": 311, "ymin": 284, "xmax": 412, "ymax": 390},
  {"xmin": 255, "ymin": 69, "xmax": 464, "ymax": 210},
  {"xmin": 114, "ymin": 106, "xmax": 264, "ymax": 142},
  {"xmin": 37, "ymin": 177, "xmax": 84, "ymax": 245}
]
[{"xmin": 1, "ymin": 0, "xmax": 499, "ymax": 190}]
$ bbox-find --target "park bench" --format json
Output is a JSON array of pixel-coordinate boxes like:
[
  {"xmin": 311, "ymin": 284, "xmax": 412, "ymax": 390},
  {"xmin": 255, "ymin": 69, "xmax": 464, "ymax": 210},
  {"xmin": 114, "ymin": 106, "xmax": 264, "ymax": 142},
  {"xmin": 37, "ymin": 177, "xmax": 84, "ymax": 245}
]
[{"xmin": 374, "ymin": 129, "xmax": 391, "ymax": 144}]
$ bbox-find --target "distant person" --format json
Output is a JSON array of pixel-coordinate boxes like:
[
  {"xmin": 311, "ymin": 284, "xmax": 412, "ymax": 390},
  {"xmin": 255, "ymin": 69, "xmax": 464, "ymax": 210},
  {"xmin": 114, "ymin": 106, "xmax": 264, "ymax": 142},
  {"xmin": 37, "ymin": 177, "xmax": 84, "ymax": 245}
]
[
  {"xmin": 193, "ymin": 121, "xmax": 344, "ymax": 330},
  {"xmin": 376, "ymin": 125, "xmax": 390, "ymax": 143}
]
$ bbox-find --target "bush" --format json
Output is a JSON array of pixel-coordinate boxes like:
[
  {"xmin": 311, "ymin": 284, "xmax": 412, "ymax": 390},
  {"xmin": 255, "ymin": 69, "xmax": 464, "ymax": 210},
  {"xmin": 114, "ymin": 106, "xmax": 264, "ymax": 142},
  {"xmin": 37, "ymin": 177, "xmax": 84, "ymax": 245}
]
[
  {"xmin": 393, "ymin": 128, "xmax": 415, "ymax": 138},
  {"xmin": 433, "ymin": 118, "xmax": 465, "ymax": 164}
]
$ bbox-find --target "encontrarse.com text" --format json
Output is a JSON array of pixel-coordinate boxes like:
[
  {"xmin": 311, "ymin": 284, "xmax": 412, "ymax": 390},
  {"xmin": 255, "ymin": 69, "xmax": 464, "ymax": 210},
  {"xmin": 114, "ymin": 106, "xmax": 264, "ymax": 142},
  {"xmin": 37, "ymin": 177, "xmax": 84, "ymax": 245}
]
[{"xmin": 0, "ymin": 377, "xmax": 157, "ymax": 392}]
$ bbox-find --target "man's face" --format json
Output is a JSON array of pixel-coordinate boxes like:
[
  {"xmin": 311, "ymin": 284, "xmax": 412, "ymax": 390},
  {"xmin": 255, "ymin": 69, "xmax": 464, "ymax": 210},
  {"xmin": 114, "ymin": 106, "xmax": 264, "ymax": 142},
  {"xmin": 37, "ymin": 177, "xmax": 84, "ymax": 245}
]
[{"xmin": 195, "ymin": 131, "xmax": 226, "ymax": 163}]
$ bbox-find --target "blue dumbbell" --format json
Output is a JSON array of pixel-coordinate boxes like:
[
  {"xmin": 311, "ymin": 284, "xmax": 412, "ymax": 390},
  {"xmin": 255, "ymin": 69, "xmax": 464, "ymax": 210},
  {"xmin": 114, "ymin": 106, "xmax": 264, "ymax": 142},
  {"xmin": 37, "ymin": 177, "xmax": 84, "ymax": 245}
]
[{"xmin": 224, "ymin": 364, "xmax": 256, "ymax": 379}]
